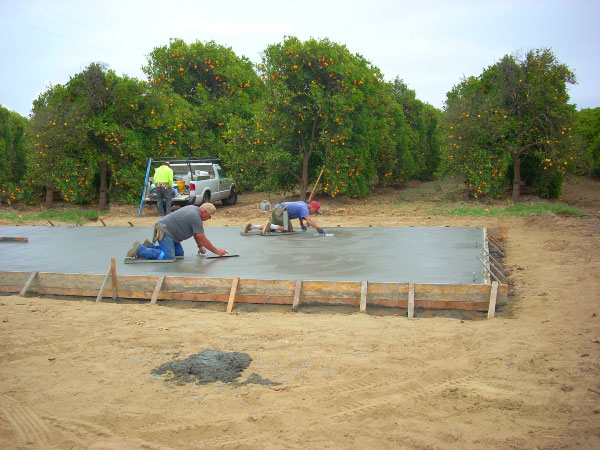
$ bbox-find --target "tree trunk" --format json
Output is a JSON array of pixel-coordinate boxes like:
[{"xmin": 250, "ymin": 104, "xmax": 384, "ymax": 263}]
[
  {"xmin": 45, "ymin": 185, "xmax": 53, "ymax": 209},
  {"xmin": 99, "ymin": 160, "xmax": 108, "ymax": 210},
  {"xmin": 512, "ymin": 152, "xmax": 521, "ymax": 203}
]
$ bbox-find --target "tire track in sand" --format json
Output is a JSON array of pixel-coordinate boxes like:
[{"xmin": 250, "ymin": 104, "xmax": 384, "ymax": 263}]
[{"xmin": 0, "ymin": 395, "xmax": 52, "ymax": 445}]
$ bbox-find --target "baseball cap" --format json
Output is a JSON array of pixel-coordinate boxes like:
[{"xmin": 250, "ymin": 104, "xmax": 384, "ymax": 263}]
[
  {"xmin": 309, "ymin": 200, "xmax": 321, "ymax": 214},
  {"xmin": 200, "ymin": 202, "xmax": 216, "ymax": 216}
]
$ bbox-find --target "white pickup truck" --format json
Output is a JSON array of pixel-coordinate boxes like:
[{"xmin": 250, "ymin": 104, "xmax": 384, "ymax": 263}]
[{"xmin": 143, "ymin": 159, "xmax": 237, "ymax": 207}]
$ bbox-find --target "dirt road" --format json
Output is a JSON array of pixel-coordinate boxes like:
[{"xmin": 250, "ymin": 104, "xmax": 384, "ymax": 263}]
[{"xmin": 1, "ymin": 178, "xmax": 599, "ymax": 449}]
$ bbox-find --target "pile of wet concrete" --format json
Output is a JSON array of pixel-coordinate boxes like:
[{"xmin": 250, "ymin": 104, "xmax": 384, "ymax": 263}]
[{"xmin": 152, "ymin": 349, "xmax": 280, "ymax": 386}]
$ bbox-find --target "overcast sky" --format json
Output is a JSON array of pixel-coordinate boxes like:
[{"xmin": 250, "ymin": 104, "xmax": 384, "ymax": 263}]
[{"xmin": 1, "ymin": 0, "xmax": 599, "ymax": 117}]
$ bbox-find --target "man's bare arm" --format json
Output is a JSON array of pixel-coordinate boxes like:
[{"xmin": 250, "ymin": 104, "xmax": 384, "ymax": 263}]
[
  {"xmin": 304, "ymin": 217, "xmax": 321, "ymax": 231},
  {"xmin": 193, "ymin": 233, "xmax": 227, "ymax": 256}
]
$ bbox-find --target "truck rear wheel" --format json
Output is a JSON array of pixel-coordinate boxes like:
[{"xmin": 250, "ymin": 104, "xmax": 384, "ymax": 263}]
[
  {"xmin": 221, "ymin": 187, "xmax": 237, "ymax": 206},
  {"xmin": 202, "ymin": 191, "xmax": 211, "ymax": 204}
]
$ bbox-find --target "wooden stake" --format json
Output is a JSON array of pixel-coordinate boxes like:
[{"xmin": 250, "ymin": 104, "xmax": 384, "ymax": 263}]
[
  {"xmin": 96, "ymin": 265, "xmax": 112, "ymax": 302},
  {"xmin": 487, "ymin": 233, "xmax": 505, "ymax": 251},
  {"xmin": 487, "ymin": 281, "xmax": 499, "ymax": 319},
  {"xmin": 150, "ymin": 276, "xmax": 165, "ymax": 305},
  {"xmin": 360, "ymin": 280, "xmax": 368, "ymax": 312},
  {"xmin": 292, "ymin": 279, "xmax": 302, "ymax": 311},
  {"xmin": 0, "ymin": 237, "xmax": 28, "ymax": 242},
  {"xmin": 408, "ymin": 282, "xmax": 415, "ymax": 319},
  {"xmin": 226, "ymin": 277, "xmax": 239, "ymax": 313},
  {"xmin": 110, "ymin": 258, "xmax": 117, "ymax": 300},
  {"xmin": 19, "ymin": 271, "xmax": 38, "ymax": 296},
  {"xmin": 308, "ymin": 168, "xmax": 324, "ymax": 202}
]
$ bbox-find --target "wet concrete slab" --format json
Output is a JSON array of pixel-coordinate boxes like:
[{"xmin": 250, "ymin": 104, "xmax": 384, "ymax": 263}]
[{"xmin": 0, "ymin": 226, "xmax": 486, "ymax": 284}]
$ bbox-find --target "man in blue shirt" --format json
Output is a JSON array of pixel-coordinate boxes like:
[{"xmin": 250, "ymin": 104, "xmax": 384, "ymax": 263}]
[{"xmin": 243, "ymin": 200, "xmax": 324, "ymax": 235}]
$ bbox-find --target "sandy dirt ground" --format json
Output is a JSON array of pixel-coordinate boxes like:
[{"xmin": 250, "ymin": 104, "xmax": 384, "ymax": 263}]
[{"xmin": 1, "ymin": 177, "xmax": 599, "ymax": 449}]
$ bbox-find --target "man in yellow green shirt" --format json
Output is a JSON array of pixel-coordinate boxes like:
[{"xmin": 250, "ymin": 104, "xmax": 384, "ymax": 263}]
[{"xmin": 153, "ymin": 162, "xmax": 174, "ymax": 216}]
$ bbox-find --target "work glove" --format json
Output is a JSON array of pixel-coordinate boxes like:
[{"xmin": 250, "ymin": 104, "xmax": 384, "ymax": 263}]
[
  {"xmin": 301, "ymin": 223, "xmax": 307, "ymax": 231},
  {"xmin": 317, "ymin": 227, "xmax": 325, "ymax": 235}
]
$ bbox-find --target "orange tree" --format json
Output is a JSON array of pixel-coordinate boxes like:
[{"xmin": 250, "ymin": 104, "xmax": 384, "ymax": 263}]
[
  {"xmin": 223, "ymin": 36, "xmax": 394, "ymax": 198},
  {"xmin": 381, "ymin": 79, "xmax": 441, "ymax": 185},
  {"xmin": 0, "ymin": 106, "xmax": 27, "ymax": 204},
  {"xmin": 441, "ymin": 49, "xmax": 576, "ymax": 200},
  {"xmin": 26, "ymin": 81, "xmax": 93, "ymax": 206},
  {"xmin": 140, "ymin": 86, "xmax": 202, "ymax": 159},
  {"xmin": 143, "ymin": 39, "xmax": 263, "ymax": 158},
  {"xmin": 25, "ymin": 59, "xmax": 226, "ymax": 208},
  {"xmin": 25, "ymin": 63, "xmax": 177, "ymax": 207},
  {"xmin": 574, "ymin": 107, "xmax": 600, "ymax": 177}
]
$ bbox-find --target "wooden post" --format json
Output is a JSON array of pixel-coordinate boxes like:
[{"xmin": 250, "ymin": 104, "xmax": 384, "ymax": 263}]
[
  {"xmin": 96, "ymin": 265, "xmax": 112, "ymax": 302},
  {"xmin": 292, "ymin": 279, "xmax": 302, "ymax": 311},
  {"xmin": 110, "ymin": 258, "xmax": 117, "ymax": 300},
  {"xmin": 308, "ymin": 168, "xmax": 324, "ymax": 203},
  {"xmin": 19, "ymin": 271, "xmax": 38, "ymax": 296},
  {"xmin": 226, "ymin": 277, "xmax": 239, "ymax": 313},
  {"xmin": 150, "ymin": 276, "xmax": 165, "ymax": 305},
  {"xmin": 487, "ymin": 281, "xmax": 499, "ymax": 319},
  {"xmin": 408, "ymin": 282, "xmax": 415, "ymax": 319},
  {"xmin": 360, "ymin": 280, "xmax": 368, "ymax": 312}
]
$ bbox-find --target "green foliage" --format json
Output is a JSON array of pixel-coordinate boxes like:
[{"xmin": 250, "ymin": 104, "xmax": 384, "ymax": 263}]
[
  {"xmin": 574, "ymin": 107, "xmax": 600, "ymax": 177},
  {"xmin": 224, "ymin": 36, "xmax": 402, "ymax": 198},
  {"xmin": 379, "ymin": 79, "xmax": 441, "ymax": 186},
  {"xmin": 441, "ymin": 49, "xmax": 577, "ymax": 200},
  {"xmin": 0, "ymin": 106, "xmax": 27, "ymax": 204},
  {"xmin": 143, "ymin": 39, "xmax": 263, "ymax": 158},
  {"xmin": 24, "ymin": 63, "xmax": 159, "ymax": 204},
  {"xmin": 517, "ymin": 152, "xmax": 563, "ymax": 198},
  {"xmin": 9, "ymin": 38, "xmax": 443, "ymax": 206}
]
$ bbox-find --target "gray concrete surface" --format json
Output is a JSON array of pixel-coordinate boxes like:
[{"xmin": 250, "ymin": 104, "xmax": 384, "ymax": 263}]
[{"xmin": 0, "ymin": 225, "xmax": 486, "ymax": 284}]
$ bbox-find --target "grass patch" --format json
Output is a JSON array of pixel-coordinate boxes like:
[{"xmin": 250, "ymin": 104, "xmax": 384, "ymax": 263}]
[
  {"xmin": 429, "ymin": 202, "xmax": 583, "ymax": 217},
  {"xmin": 0, "ymin": 209, "xmax": 101, "ymax": 224}
]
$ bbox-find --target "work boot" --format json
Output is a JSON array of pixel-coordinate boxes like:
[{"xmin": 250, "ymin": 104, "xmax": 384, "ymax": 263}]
[
  {"xmin": 143, "ymin": 239, "xmax": 153, "ymax": 247},
  {"xmin": 126, "ymin": 241, "xmax": 142, "ymax": 258},
  {"xmin": 243, "ymin": 222, "xmax": 252, "ymax": 234},
  {"xmin": 261, "ymin": 218, "xmax": 272, "ymax": 235}
]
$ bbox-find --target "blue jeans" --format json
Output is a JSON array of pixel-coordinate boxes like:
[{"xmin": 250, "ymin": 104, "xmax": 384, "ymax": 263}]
[{"xmin": 136, "ymin": 234, "xmax": 184, "ymax": 260}]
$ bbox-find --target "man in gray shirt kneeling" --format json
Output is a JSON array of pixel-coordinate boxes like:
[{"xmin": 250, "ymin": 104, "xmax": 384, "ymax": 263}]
[{"xmin": 126, "ymin": 203, "xmax": 228, "ymax": 260}]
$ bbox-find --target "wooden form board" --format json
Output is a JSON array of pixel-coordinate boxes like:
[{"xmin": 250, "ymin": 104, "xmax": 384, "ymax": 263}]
[
  {"xmin": 0, "ymin": 236, "xmax": 28, "ymax": 242},
  {"xmin": 0, "ymin": 270, "xmax": 508, "ymax": 312}
]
